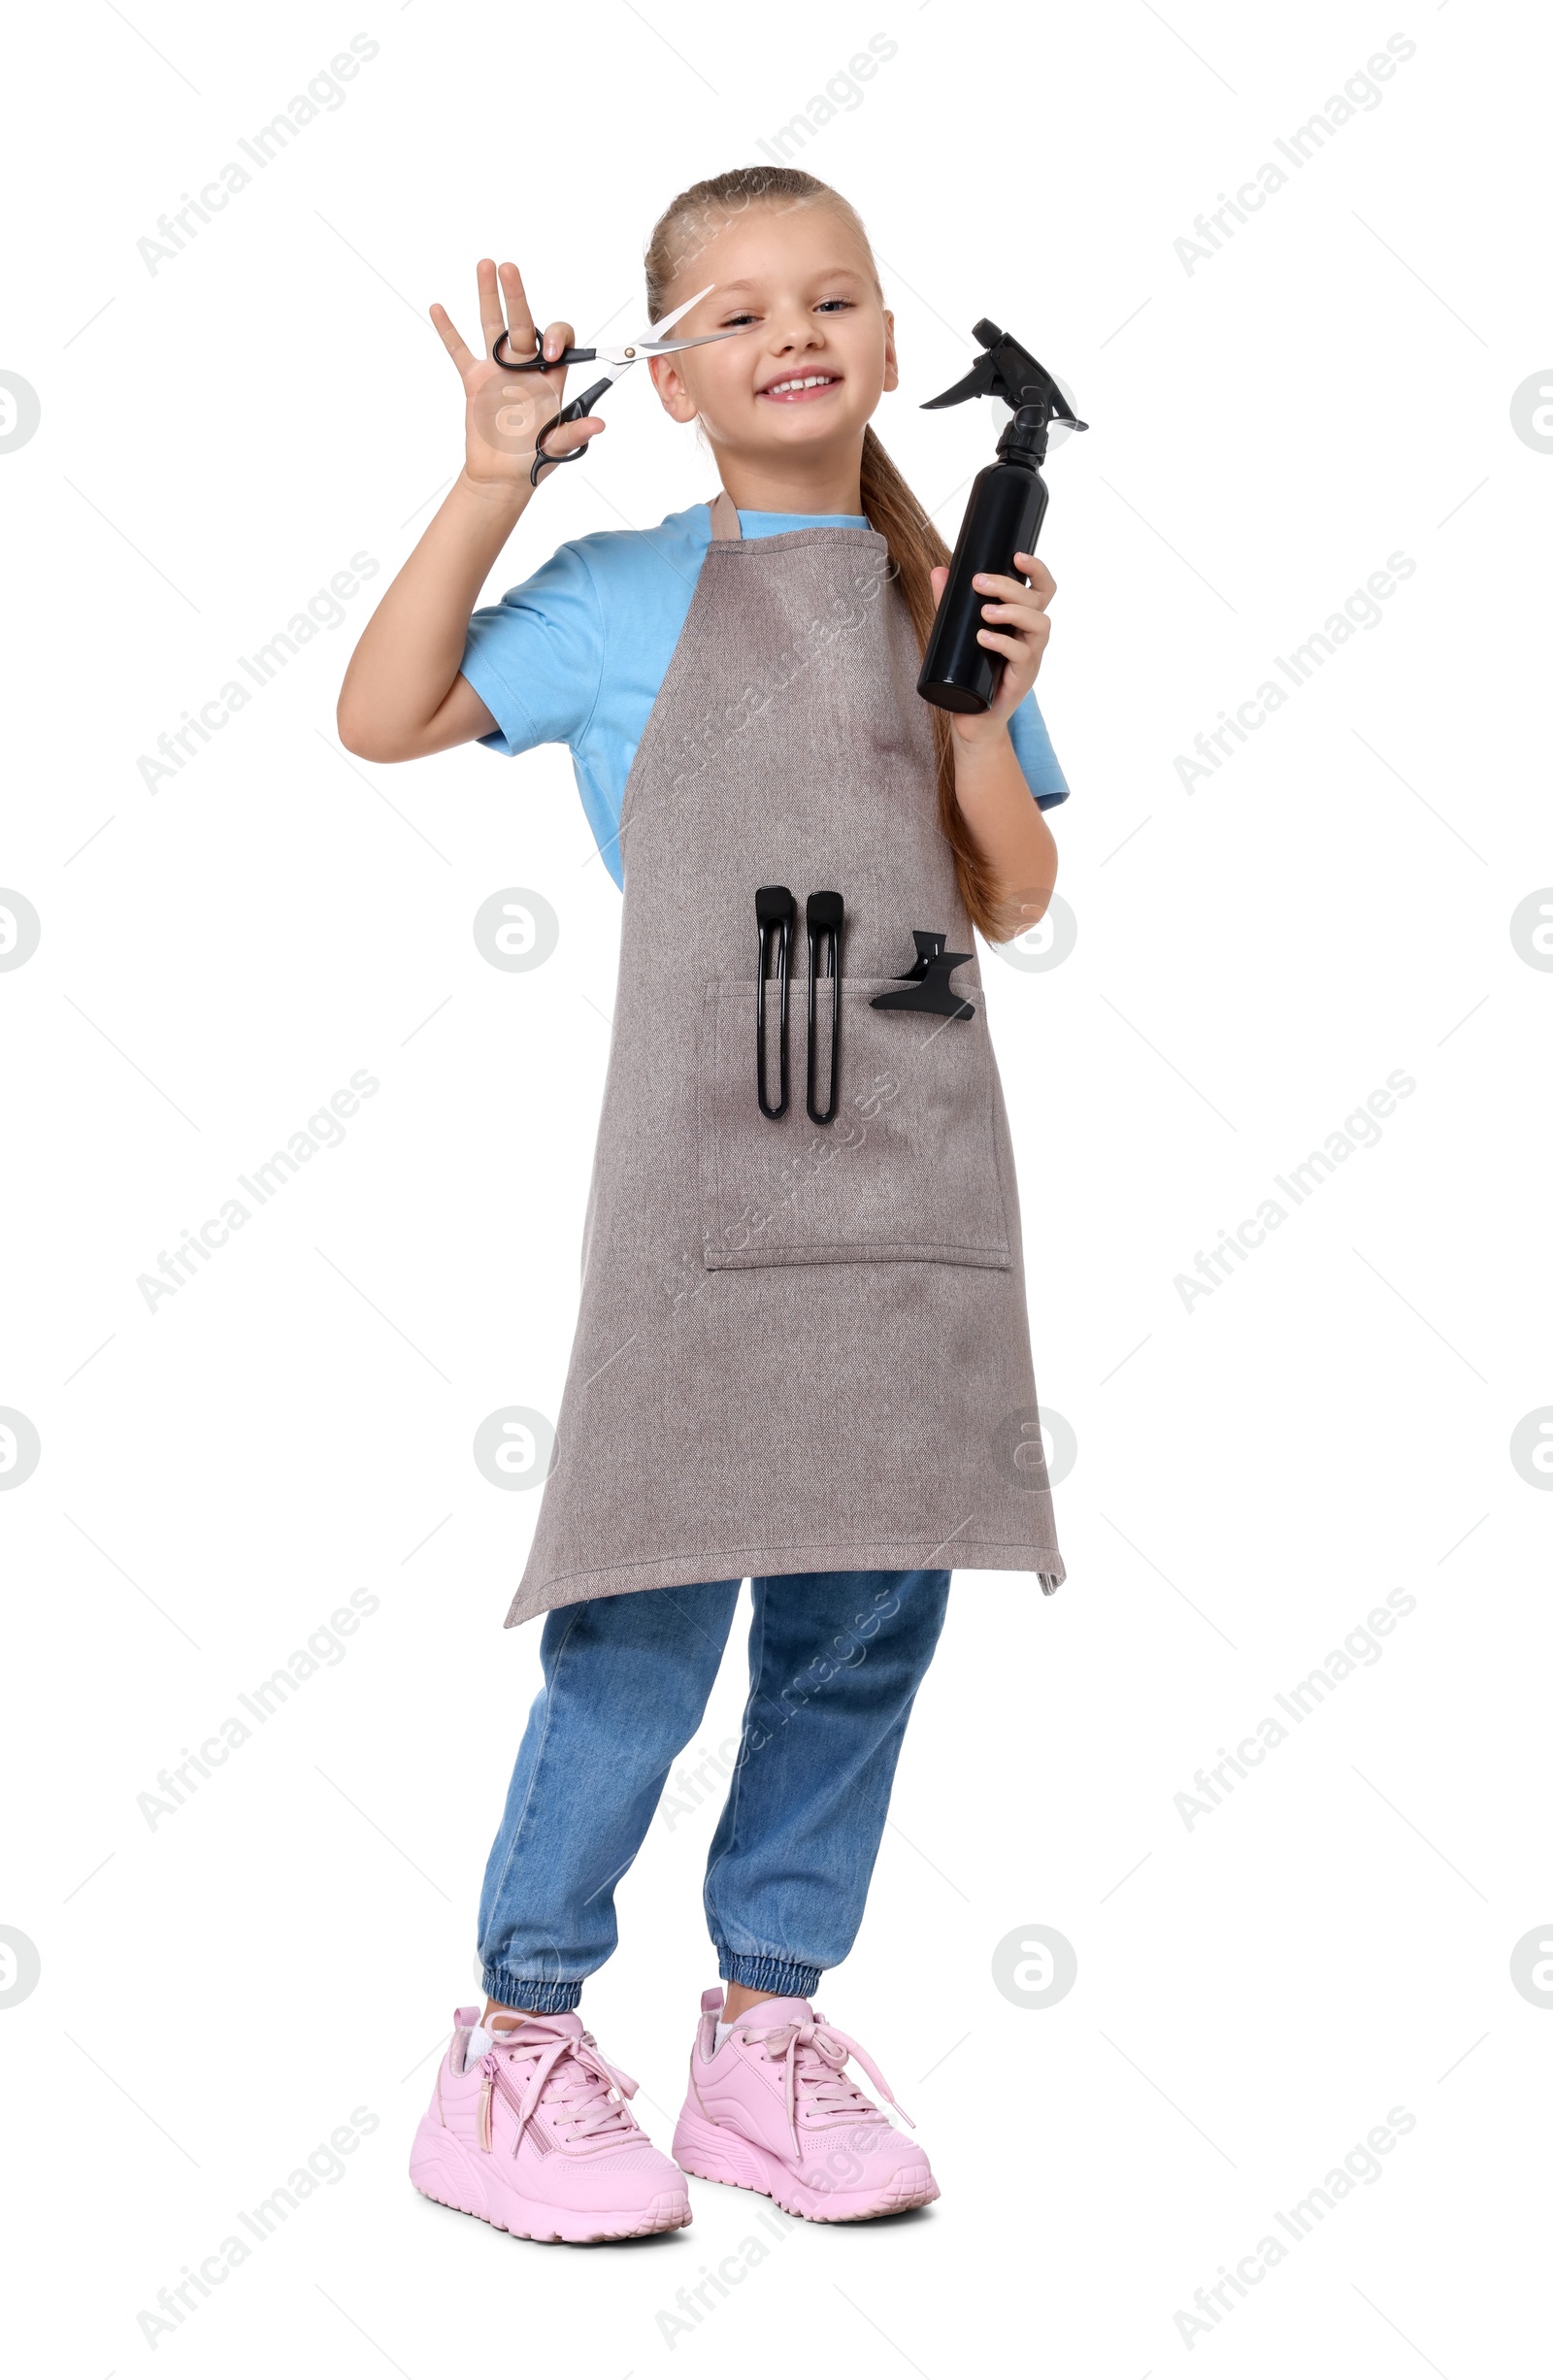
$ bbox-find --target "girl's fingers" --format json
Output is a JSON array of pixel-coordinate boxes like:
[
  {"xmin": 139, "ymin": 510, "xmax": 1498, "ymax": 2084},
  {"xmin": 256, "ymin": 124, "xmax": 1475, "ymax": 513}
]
[
  {"xmin": 535, "ymin": 416, "xmax": 605, "ymax": 470},
  {"xmin": 476, "ymin": 258, "xmax": 510, "ymax": 359},
  {"xmin": 978, "ymin": 602, "xmax": 1053, "ymax": 642},
  {"xmin": 498, "ymin": 261, "xmax": 537, "ymax": 359},
  {"xmin": 1012, "ymin": 553, "xmax": 1056, "ymax": 604},
  {"xmin": 975, "ymin": 566, "xmax": 1056, "ymax": 611},
  {"xmin": 429, "ymin": 303, "xmax": 476, "ymax": 372},
  {"xmin": 551, "ymin": 415, "xmax": 604, "ymax": 448},
  {"xmin": 540, "ymin": 319, "xmax": 576, "ymax": 366}
]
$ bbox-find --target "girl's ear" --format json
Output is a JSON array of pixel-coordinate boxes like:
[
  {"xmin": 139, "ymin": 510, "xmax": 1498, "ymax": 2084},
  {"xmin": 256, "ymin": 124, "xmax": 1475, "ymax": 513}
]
[
  {"xmin": 881, "ymin": 306, "xmax": 899, "ymax": 395},
  {"xmin": 648, "ymin": 354, "xmax": 700, "ymax": 424}
]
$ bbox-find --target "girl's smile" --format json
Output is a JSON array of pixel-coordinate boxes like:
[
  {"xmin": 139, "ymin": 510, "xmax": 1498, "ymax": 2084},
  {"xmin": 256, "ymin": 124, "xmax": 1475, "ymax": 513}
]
[{"xmin": 757, "ymin": 370, "xmax": 843, "ymax": 402}]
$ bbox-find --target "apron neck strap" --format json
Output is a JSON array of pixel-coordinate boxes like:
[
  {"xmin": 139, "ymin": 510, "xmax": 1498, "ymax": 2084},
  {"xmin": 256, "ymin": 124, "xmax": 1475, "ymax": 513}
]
[{"xmin": 709, "ymin": 489, "xmax": 741, "ymax": 542}]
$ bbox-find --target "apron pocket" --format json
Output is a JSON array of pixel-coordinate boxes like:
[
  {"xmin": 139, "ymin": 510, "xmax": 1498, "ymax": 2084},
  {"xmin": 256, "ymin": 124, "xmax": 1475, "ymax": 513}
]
[{"xmin": 698, "ymin": 977, "xmax": 1011, "ymax": 1271}]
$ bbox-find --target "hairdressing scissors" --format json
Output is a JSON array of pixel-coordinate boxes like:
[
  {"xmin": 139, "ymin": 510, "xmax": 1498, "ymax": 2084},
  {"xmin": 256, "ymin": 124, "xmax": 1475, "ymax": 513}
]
[{"xmin": 492, "ymin": 283, "xmax": 754, "ymax": 485}]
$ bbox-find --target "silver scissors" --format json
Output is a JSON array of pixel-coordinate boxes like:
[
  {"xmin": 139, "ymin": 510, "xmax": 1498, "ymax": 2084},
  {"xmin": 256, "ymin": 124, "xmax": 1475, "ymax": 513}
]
[{"xmin": 492, "ymin": 283, "xmax": 755, "ymax": 484}]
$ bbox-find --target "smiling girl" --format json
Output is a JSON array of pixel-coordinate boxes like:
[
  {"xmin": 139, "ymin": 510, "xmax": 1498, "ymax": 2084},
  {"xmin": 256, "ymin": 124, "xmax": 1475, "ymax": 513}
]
[{"xmin": 339, "ymin": 164, "xmax": 1069, "ymax": 2244}]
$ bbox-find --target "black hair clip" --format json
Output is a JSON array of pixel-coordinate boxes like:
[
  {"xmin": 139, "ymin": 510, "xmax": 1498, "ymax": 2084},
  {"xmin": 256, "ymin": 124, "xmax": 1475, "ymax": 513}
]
[
  {"xmin": 755, "ymin": 884, "xmax": 796, "ymax": 1119},
  {"xmin": 870, "ymin": 930, "xmax": 976, "ymax": 1020},
  {"xmin": 805, "ymin": 890, "xmax": 844, "ymax": 1124}
]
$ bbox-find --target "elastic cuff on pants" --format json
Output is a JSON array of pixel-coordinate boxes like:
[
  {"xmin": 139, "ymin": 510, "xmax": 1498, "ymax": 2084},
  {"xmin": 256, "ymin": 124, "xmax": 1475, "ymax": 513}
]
[
  {"xmin": 481, "ymin": 1967, "xmax": 583, "ymax": 2014},
  {"xmin": 719, "ymin": 1950, "xmax": 823, "ymax": 2000}
]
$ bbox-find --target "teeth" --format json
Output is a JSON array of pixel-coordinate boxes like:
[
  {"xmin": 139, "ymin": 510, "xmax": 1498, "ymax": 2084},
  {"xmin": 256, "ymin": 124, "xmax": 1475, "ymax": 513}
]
[{"xmin": 765, "ymin": 375, "xmax": 837, "ymax": 394}]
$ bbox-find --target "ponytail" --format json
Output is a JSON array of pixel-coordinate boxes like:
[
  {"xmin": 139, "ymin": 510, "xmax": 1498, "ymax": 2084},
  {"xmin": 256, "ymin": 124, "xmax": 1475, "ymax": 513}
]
[{"xmin": 857, "ymin": 424, "xmax": 1000, "ymax": 937}]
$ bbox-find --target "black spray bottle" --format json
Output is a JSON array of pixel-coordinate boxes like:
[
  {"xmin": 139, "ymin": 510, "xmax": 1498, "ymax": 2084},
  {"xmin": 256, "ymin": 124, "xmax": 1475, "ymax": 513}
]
[{"xmin": 916, "ymin": 320, "xmax": 1088, "ymax": 713}]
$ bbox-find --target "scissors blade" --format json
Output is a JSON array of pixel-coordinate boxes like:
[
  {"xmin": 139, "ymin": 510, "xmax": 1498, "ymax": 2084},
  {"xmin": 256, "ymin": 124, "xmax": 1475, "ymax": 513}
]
[
  {"xmin": 649, "ymin": 282, "xmax": 715, "ymax": 339},
  {"xmin": 636, "ymin": 324, "xmax": 760, "ymax": 355},
  {"xmin": 641, "ymin": 280, "xmax": 761, "ymax": 355},
  {"xmin": 590, "ymin": 287, "xmax": 759, "ymax": 367},
  {"xmin": 590, "ymin": 283, "xmax": 719, "ymax": 365}
]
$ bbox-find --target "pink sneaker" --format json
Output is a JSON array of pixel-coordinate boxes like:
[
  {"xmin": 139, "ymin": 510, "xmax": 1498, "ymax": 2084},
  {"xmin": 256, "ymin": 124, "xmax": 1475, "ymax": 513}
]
[
  {"xmin": 672, "ymin": 1988, "xmax": 939, "ymax": 2222},
  {"xmin": 410, "ymin": 2004, "xmax": 690, "ymax": 2242}
]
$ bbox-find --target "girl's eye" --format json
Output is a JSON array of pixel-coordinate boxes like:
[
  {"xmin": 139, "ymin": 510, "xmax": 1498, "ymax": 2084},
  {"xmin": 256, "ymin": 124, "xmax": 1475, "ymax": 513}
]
[{"xmin": 718, "ymin": 300, "xmax": 853, "ymax": 324}]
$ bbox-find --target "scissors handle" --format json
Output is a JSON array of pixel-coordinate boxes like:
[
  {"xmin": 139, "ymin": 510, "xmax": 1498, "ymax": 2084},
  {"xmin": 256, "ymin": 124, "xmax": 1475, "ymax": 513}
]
[
  {"xmin": 492, "ymin": 329, "xmax": 598, "ymax": 372},
  {"xmin": 489, "ymin": 330, "xmax": 613, "ymax": 483},
  {"xmin": 526, "ymin": 379, "xmax": 613, "ymax": 487}
]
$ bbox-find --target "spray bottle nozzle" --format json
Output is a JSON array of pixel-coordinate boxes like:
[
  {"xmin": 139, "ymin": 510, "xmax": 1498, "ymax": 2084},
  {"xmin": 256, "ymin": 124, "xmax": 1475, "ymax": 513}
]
[{"xmin": 921, "ymin": 320, "xmax": 1088, "ymax": 438}]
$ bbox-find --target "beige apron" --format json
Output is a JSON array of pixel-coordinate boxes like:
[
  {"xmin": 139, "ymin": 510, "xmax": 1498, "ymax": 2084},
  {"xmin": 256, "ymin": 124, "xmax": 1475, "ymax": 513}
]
[{"xmin": 505, "ymin": 492, "xmax": 1065, "ymax": 1625}]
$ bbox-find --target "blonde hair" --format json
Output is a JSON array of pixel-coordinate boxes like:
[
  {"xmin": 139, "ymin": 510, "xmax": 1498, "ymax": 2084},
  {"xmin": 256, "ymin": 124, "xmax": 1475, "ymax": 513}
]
[{"xmin": 644, "ymin": 165, "xmax": 1000, "ymax": 938}]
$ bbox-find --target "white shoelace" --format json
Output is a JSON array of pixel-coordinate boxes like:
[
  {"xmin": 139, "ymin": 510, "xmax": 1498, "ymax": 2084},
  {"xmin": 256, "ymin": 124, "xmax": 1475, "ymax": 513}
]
[
  {"xmin": 475, "ymin": 2016, "xmax": 643, "ymax": 2156},
  {"xmin": 741, "ymin": 2015, "xmax": 915, "ymax": 2154}
]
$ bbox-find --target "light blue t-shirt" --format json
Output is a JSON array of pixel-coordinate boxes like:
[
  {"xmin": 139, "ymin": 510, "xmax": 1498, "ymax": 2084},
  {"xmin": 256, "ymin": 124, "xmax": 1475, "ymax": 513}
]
[{"xmin": 460, "ymin": 502, "xmax": 1069, "ymax": 888}]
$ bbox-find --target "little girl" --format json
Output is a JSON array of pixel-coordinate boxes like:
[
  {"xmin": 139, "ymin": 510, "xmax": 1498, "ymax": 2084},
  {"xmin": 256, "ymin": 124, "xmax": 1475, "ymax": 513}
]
[{"xmin": 339, "ymin": 164, "xmax": 1068, "ymax": 2242}]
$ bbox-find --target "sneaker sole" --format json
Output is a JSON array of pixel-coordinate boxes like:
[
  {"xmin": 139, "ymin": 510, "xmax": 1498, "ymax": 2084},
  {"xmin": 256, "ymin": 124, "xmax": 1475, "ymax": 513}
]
[
  {"xmin": 671, "ymin": 2107, "xmax": 939, "ymax": 2223},
  {"xmin": 410, "ymin": 2115, "xmax": 691, "ymax": 2244}
]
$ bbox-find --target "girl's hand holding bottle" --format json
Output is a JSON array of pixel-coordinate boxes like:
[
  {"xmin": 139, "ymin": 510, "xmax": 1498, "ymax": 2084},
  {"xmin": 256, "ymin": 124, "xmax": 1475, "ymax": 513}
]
[
  {"xmin": 928, "ymin": 551, "xmax": 1057, "ymax": 747},
  {"xmin": 926, "ymin": 548, "xmax": 1061, "ymax": 941}
]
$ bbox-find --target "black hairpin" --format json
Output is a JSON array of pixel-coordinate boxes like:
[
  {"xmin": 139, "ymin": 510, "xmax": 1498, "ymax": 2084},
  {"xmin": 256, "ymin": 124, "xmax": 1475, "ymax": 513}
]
[
  {"xmin": 755, "ymin": 885, "xmax": 795, "ymax": 1119},
  {"xmin": 805, "ymin": 891, "xmax": 844, "ymax": 1124}
]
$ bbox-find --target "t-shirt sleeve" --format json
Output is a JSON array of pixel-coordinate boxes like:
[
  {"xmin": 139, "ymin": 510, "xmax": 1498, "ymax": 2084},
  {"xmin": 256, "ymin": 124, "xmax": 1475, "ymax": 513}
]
[
  {"xmin": 1008, "ymin": 688, "xmax": 1070, "ymax": 810},
  {"xmin": 459, "ymin": 541, "xmax": 604, "ymax": 757}
]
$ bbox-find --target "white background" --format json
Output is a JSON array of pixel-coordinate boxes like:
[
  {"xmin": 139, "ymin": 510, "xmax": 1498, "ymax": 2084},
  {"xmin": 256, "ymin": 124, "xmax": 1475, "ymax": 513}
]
[{"xmin": 2, "ymin": 1, "xmax": 1549, "ymax": 2371}]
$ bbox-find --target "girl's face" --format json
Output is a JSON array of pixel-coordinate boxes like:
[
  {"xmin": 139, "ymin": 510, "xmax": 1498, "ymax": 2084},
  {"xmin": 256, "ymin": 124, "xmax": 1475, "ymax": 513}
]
[{"xmin": 647, "ymin": 202, "xmax": 898, "ymax": 465}]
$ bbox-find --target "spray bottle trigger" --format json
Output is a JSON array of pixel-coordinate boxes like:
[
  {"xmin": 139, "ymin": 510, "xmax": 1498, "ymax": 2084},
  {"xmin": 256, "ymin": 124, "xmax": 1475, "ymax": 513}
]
[{"xmin": 921, "ymin": 320, "xmax": 1086, "ymax": 433}]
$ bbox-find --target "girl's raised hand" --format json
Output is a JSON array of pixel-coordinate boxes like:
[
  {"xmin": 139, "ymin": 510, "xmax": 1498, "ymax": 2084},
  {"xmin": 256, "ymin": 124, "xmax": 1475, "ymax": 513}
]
[
  {"xmin": 429, "ymin": 259, "xmax": 605, "ymax": 492},
  {"xmin": 929, "ymin": 552, "xmax": 1056, "ymax": 742}
]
